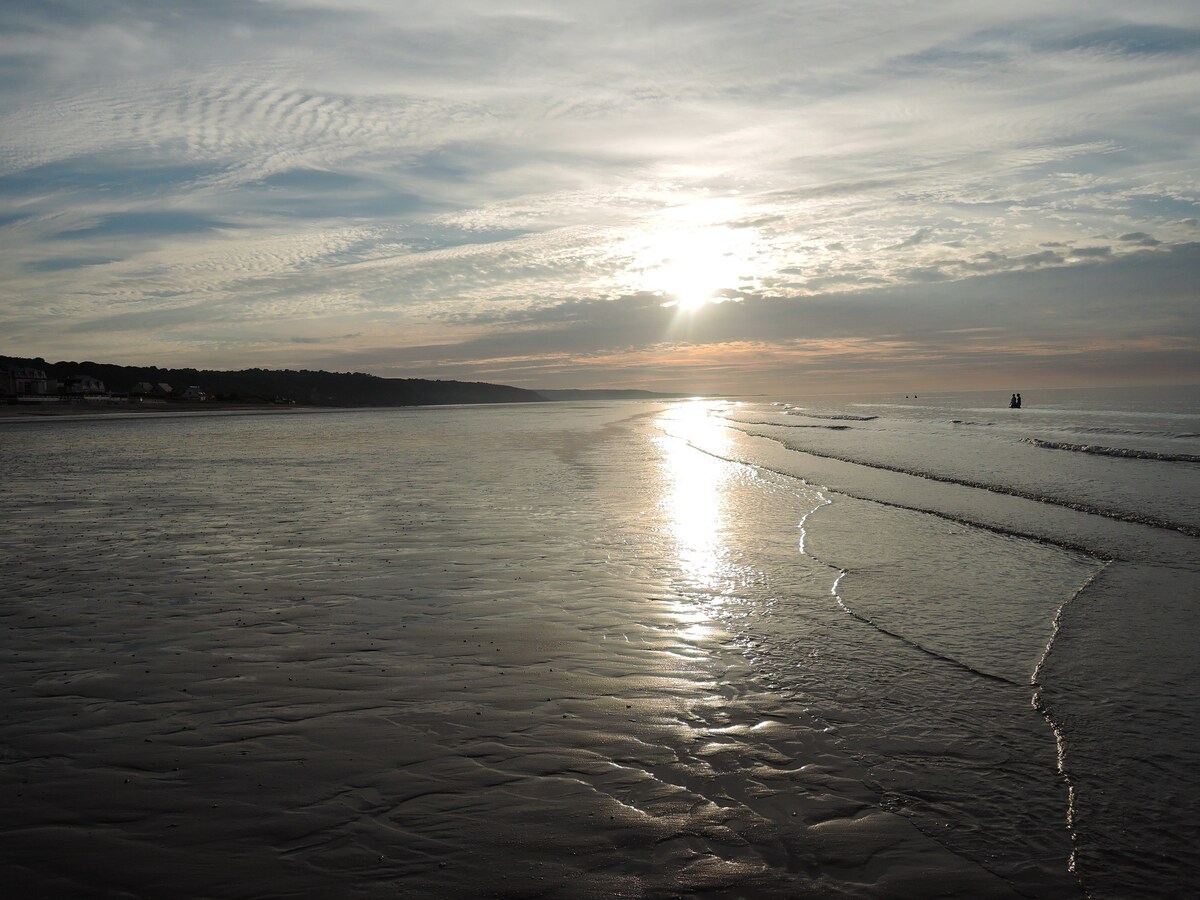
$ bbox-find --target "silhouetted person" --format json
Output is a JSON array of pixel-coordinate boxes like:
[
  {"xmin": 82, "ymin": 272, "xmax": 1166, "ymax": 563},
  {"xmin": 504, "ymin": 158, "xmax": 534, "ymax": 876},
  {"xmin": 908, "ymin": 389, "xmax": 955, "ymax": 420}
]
[
  {"xmin": 1016, "ymin": 393, "xmax": 1022, "ymax": 408},
  {"xmin": 1010, "ymin": 394, "xmax": 1018, "ymax": 408}
]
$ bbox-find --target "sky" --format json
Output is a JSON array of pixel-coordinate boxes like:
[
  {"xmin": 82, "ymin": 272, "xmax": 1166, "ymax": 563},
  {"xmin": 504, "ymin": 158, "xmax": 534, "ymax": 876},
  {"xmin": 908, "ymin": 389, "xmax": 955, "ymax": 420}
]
[{"xmin": 1, "ymin": 1, "xmax": 1198, "ymax": 394}]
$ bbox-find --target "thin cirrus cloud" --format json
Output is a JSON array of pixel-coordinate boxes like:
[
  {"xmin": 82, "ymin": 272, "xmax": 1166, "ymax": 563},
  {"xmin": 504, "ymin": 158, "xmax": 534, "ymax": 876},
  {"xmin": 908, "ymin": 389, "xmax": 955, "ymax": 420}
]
[{"xmin": 0, "ymin": 0, "xmax": 1197, "ymax": 391}]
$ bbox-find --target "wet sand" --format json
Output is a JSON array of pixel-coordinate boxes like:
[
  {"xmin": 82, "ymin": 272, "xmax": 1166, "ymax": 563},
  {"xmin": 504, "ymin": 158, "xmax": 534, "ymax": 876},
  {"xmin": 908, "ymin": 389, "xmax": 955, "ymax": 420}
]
[
  {"xmin": 2, "ymin": 570, "xmax": 1002, "ymax": 898},
  {"xmin": 1, "ymin": 404, "xmax": 1066, "ymax": 898}
]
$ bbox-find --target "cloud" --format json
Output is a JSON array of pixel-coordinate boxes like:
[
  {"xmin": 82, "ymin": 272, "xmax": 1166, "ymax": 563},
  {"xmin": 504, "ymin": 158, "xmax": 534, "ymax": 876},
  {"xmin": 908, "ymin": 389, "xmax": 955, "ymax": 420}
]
[
  {"xmin": 53, "ymin": 211, "xmax": 232, "ymax": 240},
  {"xmin": 1118, "ymin": 231, "xmax": 1162, "ymax": 246},
  {"xmin": 1, "ymin": 1, "xmax": 1198, "ymax": 390},
  {"xmin": 25, "ymin": 256, "xmax": 117, "ymax": 272},
  {"xmin": 299, "ymin": 242, "xmax": 1200, "ymax": 388},
  {"xmin": 1045, "ymin": 24, "xmax": 1200, "ymax": 55},
  {"xmin": 891, "ymin": 227, "xmax": 935, "ymax": 249}
]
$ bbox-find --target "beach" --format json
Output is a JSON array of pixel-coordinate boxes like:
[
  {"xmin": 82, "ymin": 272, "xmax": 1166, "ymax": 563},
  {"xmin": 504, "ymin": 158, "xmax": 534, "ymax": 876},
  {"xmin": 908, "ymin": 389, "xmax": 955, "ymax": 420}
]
[
  {"xmin": 1, "ymin": 391, "xmax": 1197, "ymax": 898},
  {"xmin": 0, "ymin": 400, "xmax": 316, "ymax": 421}
]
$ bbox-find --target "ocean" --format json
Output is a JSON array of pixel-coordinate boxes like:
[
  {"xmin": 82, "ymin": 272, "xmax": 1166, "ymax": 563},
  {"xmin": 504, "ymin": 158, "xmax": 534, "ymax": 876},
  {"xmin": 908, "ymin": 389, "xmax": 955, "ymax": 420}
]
[{"xmin": 0, "ymin": 385, "xmax": 1196, "ymax": 898}]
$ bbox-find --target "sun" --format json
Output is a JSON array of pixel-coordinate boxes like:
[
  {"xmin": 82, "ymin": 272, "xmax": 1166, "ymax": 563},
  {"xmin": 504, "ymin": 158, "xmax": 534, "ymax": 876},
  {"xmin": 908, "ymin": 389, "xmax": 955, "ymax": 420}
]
[
  {"xmin": 629, "ymin": 212, "xmax": 756, "ymax": 311},
  {"xmin": 658, "ymin": 251, "xmax": 722, "ymax": 310}
]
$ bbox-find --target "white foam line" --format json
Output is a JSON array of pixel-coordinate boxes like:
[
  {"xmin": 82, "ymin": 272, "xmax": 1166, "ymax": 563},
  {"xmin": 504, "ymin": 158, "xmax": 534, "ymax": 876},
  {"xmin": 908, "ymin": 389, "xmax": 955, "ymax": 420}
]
[{"xmin": 1030, "ymin": 561, "xmax": 1113, "ymax": 899}]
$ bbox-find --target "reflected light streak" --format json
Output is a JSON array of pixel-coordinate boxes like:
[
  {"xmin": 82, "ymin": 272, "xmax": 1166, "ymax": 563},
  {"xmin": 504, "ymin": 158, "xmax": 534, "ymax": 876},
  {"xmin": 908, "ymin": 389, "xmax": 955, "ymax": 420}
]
[{"xmin": 657, "ymin": 402, "xmax": 735, "ymax": 601}]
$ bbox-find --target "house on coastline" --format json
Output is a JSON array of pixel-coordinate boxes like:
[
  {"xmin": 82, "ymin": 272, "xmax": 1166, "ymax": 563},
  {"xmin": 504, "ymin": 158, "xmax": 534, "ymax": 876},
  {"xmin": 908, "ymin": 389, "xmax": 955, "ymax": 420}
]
[
  {"xmin": 4, "ymin": 362, "xmax": 212, "ymax": 406},
  {"xmin": 128, "ymin": 381, "xmax": 210, "ymax": 402},
  {"xmin": 63, "ymin": 374, "xmax": 107, "ymax": 396},
  {"xmin": 2, "ymin": 364, "xmax": 117, "ymax": 404},
  {"xmin": 131, "ymin": 382, "xmax": 174, "ymax": 399},
  {"xmin": 1, "ymin": 365, "xmax": 50, "ymax": 396}
]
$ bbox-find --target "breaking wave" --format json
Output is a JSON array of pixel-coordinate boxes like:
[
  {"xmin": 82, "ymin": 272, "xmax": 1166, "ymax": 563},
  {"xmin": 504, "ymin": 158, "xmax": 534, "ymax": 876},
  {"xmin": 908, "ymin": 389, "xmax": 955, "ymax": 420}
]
[
  {"xmin": 1022, "ymin": 438, "xmax": 1200, "ymax": 464},
  {"xmin": 721, "ymin": 421, "xmax": 1200, "ymax": 538},
  {"xmin": 1052, "ymin": 426, "xmax": 1199, "ymax": 439},
  {"xmin": 731, "ymin": 419, "xmax": 852, "ymax": 431},
  {"xmin": 786, "ymin": 412, "xmax": 878, "ymax": 421}
]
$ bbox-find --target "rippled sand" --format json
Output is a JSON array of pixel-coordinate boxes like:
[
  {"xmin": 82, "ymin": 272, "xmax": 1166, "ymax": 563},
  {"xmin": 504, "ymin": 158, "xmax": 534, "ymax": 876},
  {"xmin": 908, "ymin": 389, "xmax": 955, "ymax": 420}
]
[{"xmin": 1, "ymin": 404, "xmax": 1089, "ymax": 897}]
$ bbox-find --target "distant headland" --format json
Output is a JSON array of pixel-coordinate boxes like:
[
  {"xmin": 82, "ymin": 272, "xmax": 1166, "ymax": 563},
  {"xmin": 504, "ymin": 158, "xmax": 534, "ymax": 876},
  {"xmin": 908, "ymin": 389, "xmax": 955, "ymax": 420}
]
[{"xmin": 0, "ymin": 355, "xmax": 689, "ymax": 411}]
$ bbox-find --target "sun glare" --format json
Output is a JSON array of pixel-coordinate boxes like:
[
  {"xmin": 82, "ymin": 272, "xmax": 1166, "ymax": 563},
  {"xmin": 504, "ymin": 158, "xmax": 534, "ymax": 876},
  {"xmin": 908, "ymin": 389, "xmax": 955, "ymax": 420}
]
[
  {"xmin": 627, "ymin": 203, "xmax": 758, "ymax": 311},
  {"xmin": 644, "ymin": 227, "xmax": 747, "ymax": 310}
]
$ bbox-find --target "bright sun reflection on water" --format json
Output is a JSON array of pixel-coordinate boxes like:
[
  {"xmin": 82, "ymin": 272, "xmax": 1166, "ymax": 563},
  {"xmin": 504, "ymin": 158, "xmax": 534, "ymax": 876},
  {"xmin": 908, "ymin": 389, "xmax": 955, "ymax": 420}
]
[{"xmin": 657, "ymin": 402, "xmax": 735, "ymax": 599}]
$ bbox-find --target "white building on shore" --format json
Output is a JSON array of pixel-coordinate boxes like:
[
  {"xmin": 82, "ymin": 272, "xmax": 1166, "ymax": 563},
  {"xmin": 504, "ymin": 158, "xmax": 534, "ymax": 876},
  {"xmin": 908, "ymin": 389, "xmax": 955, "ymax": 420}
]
[
  {"xmin": 1, "ymin": 365, "xmax": 50, "ymax": 397},
  {"xmin": 63, "ymin": 374, "xmax": 107, "ymax": 395}
]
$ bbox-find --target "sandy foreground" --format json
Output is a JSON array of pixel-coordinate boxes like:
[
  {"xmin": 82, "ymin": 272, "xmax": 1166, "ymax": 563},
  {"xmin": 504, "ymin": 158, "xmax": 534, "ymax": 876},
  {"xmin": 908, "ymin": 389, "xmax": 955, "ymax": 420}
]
[
  {"xmin": 0, "ymin": 572, "xmax": 1002, "ymax": 899},
  {"xmin": 0, "ymin": 405, "xmax": 1047, "ymax": 899}
]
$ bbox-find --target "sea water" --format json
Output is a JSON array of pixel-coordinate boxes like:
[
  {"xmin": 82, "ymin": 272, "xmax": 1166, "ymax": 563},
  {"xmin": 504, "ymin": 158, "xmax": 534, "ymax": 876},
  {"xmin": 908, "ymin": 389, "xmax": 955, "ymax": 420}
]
[
  {"xmin": 717, "ymin": 384, "xmax": 1200, "ymax": 898},
  {"xmin": 0, "ymin": 387, "xmax": 1196, "ymax": 898}
]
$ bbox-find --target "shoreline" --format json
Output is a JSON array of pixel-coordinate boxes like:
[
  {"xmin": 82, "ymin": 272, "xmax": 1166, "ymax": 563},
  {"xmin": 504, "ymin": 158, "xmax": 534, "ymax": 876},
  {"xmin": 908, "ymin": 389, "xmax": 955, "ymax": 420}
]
[
  {"xmin": 0, "ymin": 396, "xmax": 677, "ymax": 424},
  {"xmin": 0, "ymin": 401, "xmax": 324, "ymax": 422}
]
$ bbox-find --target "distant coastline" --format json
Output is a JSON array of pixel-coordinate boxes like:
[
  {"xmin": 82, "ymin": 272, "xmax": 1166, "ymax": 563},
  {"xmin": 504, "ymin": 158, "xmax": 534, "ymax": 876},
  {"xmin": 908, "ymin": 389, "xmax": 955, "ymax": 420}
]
[{"xmin": 1, "ymin": 354, "xmax": 691, "ymax": 414}]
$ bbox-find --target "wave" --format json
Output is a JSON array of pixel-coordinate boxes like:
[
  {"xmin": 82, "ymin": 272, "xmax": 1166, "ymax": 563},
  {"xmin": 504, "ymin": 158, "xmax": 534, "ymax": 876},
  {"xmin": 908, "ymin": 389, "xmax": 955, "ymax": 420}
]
[
  {"xmin": 681, "ymin": 424, "xmax": 1114, "ymax": 559},
  {"xmin": 1022, "ymin": 438, "xmax": 1200, "ymax": 464},
  {"xmin": 1030, "ymin": 562, "xmax": 1114, "ymax": 891},
  {"xmin": 720, "ymin": 419, "xmax": 1200, "ymax": 538},
  {"xmin": 1049, "ymin": 426, "xmax": 1200, "ymax": 439},
  {"xmin": 786, "ymin": 412, "xmax": 878, "ymax": 421},
  {"xmin": 833, "ymin": 575, "xmax": 1024, "ymax": 687},
  {"xmin": 729, "ymin": 419, "xmax": 852, "ymax": 431},
  {"xmin": 807, "ymin": 504, "xmax": 1027, "ymax": 688}
]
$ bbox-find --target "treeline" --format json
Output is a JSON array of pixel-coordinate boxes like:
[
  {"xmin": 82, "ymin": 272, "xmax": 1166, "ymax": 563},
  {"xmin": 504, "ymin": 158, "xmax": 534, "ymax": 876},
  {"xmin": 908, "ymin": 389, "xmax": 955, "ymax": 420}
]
[{"xmin": 1, "ymin": 356, "xmax": 545, "ymax": 407}]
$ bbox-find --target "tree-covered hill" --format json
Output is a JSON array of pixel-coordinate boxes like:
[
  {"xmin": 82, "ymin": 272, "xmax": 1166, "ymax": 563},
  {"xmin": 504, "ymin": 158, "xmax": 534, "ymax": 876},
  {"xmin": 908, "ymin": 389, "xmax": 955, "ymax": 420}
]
[{"xmin": 1, "ymin": 356, "xmax": 545, "ymax": 407}]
